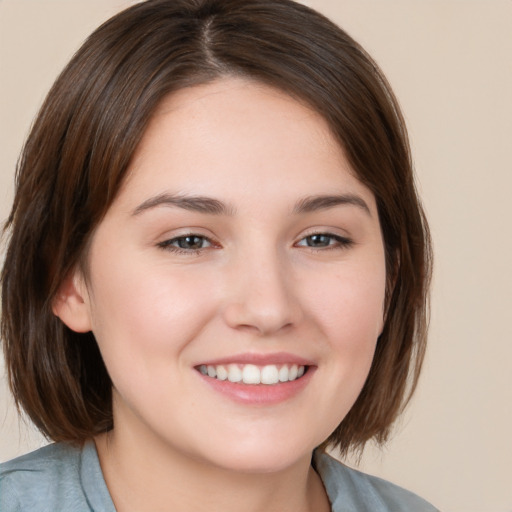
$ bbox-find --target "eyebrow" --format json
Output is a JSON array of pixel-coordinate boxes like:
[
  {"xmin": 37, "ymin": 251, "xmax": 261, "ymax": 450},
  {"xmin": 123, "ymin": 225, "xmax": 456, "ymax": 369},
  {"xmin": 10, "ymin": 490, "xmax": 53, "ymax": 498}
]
[
  {"xmin": 132, "ymin": 192, "xmax": 371, "ymax": 217},
  {"xmin": 293, "ymin": 194, "xmax": 371, "ymax": 216},
  {"xmin": 132, "ymin": 193, "xmax": 236, "ymax": 216}
]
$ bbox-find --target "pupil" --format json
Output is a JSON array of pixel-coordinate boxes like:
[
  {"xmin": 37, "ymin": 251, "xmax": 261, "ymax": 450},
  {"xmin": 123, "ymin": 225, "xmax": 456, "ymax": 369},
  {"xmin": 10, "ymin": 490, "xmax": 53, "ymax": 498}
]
[
  {"xmin": 179, "ymin": 236, "xmax": 202, "ymax": 249},
  {"xmin": 308, "ymin": 235, "xmax": 330, "ymax": 247}
]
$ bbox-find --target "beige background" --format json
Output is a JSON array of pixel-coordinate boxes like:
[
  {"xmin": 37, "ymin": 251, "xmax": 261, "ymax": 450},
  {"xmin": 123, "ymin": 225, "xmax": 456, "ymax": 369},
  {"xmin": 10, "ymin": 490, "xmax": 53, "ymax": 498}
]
[{"xmin": 1, "ymin": 1, "xmax": 511, "ymax": 511}]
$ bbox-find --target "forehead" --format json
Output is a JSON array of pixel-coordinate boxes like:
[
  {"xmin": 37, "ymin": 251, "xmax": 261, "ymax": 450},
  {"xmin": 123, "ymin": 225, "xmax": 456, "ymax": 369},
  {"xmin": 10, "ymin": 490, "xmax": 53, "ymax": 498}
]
[{"xmin": 118, "ymin": 77, "xmax": 375, "ymax": 213}]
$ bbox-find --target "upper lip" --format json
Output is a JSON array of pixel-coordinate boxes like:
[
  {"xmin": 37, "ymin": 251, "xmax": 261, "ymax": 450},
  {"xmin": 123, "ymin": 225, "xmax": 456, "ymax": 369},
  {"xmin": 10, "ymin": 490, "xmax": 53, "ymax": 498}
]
[{"xmin": 196, "ymin": 352, "xmax": 316, "ymax": 367}]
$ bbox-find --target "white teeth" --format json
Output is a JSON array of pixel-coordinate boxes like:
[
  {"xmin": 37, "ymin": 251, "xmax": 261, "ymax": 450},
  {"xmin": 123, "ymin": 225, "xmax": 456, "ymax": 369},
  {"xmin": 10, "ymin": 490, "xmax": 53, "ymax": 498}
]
[
  {"xmin": 216, "ymin": 365, "xmax": 228, "ymax": 381},
  {"xmin": 199, "ymin": 363, "xmax": 307, "ymax": 385},
  {"xmin": 260, "ymin": 365, "xmax": 279, "ymax": 385},
  {"xmin": 227, "ymin": 364, "xmax": 242, "ymax": 382},
  {"xmin": 242, "ymin": 364, "xmax": 261, "ymax": 384}
]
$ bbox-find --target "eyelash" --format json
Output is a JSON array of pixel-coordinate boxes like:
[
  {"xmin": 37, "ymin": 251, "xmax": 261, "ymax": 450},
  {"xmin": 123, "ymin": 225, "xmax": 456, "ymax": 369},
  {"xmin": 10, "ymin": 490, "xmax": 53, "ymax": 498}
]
[
  {"xmin": 157, "ymin": 234, "xmax": 215, "ymax": 255},
  {"xmin": 296, "ymin": 233, "xmax": 354, "ymax": 251},
  {"xmin": 157, "ymin": 232, "xmax": 353, "ymax": 255}
]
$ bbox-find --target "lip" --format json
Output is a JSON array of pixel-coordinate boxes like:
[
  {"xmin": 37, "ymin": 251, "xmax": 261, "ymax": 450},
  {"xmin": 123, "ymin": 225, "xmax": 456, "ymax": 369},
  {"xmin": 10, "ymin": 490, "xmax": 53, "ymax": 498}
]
[
  {"xmin": 196, "ymin": 351, "xmax": 315, "ymax": 367},
  {"xmin": 194, "ymin": 352, "xmax": 316, "ymax": 406}
]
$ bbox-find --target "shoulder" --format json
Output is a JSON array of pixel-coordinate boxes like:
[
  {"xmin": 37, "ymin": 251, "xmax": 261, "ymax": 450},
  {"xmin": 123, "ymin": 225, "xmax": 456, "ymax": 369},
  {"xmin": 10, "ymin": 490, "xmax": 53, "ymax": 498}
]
[
  {"xmin": 0, "ymin": 443, "xmax": 84, "ymax": 512},
  {"xmin": 314, "ymin": 451, "xmax": 440, "ymax": 512},
  {"xmin": 0, "ymin": 441, "xmax": 114, "ymax": 512}
]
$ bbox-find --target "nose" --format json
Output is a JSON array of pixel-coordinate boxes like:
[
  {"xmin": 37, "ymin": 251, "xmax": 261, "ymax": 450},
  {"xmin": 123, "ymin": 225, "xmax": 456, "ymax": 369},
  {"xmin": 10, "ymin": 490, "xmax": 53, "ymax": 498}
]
[{"xmin": 222, "ymin": 249, "xmax": 303, "ymax": 336}]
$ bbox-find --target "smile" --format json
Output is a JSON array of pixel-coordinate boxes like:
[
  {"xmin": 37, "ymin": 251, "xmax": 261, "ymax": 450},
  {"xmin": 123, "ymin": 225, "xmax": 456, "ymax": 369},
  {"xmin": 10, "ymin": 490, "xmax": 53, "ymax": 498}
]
[{"xmin": 197, "ymin": 363, "xmax": 307, "ymax": 385}]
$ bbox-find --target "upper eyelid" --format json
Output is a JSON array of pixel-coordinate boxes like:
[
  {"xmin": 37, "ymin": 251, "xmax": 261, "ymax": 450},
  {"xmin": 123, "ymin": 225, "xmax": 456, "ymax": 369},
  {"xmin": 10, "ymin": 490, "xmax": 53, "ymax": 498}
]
[
  {"xmin": 295, "ymin": 228, "xmax": 353, "ymax": 242},
  {"xmin": 159, "ymin": 233, "xmax": 215, "ymax": 245},
  {"xmin": 158, "ymin": 229, "xmax": 216, "ymax": 242},
  {"xmin": 156, "ymin": 228, "xmax": 353, "ymax": 246},
  {"xmin": 295, "ymin": 233, "xmax": 353, "ymax": 246}
]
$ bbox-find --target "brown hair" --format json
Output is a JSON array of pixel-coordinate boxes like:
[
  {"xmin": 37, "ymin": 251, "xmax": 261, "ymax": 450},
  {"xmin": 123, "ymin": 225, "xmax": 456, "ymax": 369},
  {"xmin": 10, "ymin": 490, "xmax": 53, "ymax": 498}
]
[{"xmin": 1, "ymin": 0, "xmax": 431, "ymax": 456}]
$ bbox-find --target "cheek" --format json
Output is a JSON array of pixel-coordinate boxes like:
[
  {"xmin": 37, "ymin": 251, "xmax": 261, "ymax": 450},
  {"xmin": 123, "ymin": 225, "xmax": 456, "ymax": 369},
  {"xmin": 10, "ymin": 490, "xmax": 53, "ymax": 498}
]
[
  {"xmin": 306, "ymin": 260, "xmax": 386, "ymax": 398},
  {"xmin": 310, "ymin": 259, "xmax": 386, "ymax": 343},
  {"xmin": 85, "ymin": 254, "xmax": 219, "ymax": 375}
]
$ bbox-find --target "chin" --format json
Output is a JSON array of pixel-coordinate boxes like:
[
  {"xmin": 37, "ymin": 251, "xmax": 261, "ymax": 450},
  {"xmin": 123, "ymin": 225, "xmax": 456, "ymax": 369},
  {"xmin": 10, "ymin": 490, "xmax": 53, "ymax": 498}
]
[{"xmin": 196, "ymin": 435, "xmax": 316, "ymax": 474}]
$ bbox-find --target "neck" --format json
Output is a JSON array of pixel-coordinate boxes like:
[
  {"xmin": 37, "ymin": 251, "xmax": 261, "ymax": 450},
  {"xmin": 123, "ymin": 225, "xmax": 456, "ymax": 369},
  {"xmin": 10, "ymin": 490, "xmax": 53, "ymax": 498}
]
[{"xmin": 94, "ymin": 428, "xmax": 330, "ymax": 512}]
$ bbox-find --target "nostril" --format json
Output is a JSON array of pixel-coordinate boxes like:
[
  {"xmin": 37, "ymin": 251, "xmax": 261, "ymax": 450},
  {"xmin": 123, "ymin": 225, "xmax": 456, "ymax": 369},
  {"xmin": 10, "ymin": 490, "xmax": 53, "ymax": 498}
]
[{"xmin": 222, "ymin": 300, "xmax": 300, "ymax": 336}]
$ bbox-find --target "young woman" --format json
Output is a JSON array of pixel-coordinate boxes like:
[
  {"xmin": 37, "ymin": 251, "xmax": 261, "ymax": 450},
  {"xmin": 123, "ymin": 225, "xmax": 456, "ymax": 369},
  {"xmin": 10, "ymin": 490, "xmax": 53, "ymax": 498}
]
[{"xmin": 0, "ymin": 1, "xmax": 435, "ymax": 510}]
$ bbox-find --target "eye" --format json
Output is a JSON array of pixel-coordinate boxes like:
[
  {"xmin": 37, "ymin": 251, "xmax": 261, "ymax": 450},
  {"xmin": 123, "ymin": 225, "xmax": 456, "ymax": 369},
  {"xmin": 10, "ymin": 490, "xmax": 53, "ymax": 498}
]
[
  {"xmin": 158, "ymin": 234, "xmax": 214, "ymax": 253},
  {"xmin": 296, "ymin": 233, "xmax": 353, "ymax": 250}
]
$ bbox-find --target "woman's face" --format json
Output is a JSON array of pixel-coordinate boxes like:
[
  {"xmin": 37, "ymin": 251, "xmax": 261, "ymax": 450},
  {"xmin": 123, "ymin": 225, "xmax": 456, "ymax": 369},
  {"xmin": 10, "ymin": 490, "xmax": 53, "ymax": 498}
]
[{"xmin": 75, "ymin": 78, "xmax": 386, "ymax": 472}]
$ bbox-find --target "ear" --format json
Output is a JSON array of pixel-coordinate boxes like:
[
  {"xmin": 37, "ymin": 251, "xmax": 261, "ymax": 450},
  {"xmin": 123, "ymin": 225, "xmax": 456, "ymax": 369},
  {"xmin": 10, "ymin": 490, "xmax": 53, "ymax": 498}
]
[{"xmin": 52, "ymin": 270, "xmax": 92, "ymax": 333}]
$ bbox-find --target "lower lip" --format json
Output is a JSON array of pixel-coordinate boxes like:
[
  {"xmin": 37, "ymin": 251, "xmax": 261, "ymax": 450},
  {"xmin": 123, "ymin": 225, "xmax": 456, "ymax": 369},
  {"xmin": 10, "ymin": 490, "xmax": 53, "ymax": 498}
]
[{"xmin": 196, "ymin": 367, "xmax": 315, "ymax": 405}]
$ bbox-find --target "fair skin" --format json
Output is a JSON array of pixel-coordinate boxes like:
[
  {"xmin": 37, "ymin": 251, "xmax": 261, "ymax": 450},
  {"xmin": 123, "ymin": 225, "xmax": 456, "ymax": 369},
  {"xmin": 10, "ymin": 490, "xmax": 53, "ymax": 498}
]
[{"xmin": 54, "ymin": 78, "xmax": 386, "ymax": 512}]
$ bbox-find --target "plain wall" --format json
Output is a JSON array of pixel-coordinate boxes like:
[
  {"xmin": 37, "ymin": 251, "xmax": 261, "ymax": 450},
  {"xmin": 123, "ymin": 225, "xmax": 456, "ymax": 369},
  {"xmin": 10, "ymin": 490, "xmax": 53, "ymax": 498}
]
[{"xmin": 1, "ymin": 2, "xmax": 511, "ymax": 511}]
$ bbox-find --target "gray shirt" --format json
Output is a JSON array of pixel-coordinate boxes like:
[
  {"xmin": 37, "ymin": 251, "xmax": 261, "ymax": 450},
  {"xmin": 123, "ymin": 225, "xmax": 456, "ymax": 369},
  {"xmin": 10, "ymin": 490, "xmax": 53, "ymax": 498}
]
[{"xmin": 0, "ymin": 442, "xmax": 439, "ymax": 511}]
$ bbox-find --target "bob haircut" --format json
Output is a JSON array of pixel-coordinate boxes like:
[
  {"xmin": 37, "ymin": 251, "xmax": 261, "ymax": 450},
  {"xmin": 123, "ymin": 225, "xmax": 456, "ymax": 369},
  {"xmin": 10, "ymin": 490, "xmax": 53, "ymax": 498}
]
[{"xmin": 1, "ymin": 0, "xmax": 431, "ymax": 456}]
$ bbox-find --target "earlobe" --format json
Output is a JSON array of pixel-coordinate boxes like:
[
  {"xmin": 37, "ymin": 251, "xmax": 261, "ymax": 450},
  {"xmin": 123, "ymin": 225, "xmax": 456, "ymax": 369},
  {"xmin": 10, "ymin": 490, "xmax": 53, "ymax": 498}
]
[{"xmin": 52, "ymin": 271, "xmax": 92, "ymax": 333}]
